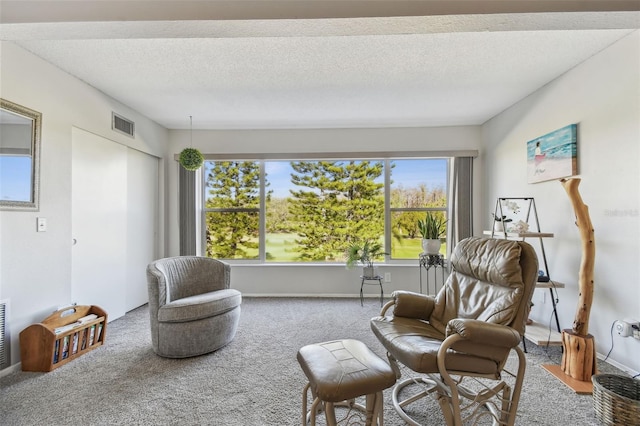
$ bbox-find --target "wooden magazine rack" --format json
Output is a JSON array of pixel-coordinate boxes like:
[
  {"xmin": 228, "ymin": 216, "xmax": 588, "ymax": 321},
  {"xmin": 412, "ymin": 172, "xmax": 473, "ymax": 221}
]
[{"xmin": 19, "ymin": 305, "xmax": 107, "ymax": 372}]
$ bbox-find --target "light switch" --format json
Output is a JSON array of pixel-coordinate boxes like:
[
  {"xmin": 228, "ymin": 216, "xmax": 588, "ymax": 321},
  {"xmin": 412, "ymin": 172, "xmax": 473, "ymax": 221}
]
[{"xmin": 37, "ymin": 217, "xmax": 47, "ymax": 232}]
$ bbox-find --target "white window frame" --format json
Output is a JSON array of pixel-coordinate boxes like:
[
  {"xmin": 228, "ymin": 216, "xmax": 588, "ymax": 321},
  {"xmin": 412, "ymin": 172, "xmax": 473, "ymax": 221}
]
[{"xmin": 199, "ymin": 152, "xmax": 471, "ymax": 264}]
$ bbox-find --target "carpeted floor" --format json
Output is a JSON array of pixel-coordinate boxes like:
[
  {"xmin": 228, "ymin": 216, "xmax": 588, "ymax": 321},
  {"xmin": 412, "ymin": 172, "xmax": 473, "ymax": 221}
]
[{"xmin": 0, "ymin": 297, "xmax": 623, "ymax": 425}]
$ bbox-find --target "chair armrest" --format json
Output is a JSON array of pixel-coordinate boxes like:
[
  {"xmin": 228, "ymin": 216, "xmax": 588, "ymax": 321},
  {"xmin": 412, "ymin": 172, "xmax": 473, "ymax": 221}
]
[
  {"xmin": 391, "ymin": 290, "xmax": 436, "ymax": 320},
  {"xmin": 445, "ymin": 318, "xmax": 521, "ymax": 349}
]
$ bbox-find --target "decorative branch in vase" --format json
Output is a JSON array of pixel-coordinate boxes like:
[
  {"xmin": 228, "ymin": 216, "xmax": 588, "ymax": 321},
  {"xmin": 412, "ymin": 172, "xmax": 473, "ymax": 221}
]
[{"xmin": 559, "ymin": 178, "xmax": 597, "ymax": 382}]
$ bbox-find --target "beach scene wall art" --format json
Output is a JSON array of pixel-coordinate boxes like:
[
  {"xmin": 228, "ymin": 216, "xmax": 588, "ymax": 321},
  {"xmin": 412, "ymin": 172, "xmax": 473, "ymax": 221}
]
[{"xmin": 527, "ymin": 124, "xmax": 577, "ymax": 184}]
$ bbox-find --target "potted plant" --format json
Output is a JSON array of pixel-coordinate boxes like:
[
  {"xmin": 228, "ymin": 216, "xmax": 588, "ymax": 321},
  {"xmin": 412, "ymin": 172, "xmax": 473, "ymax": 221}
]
[
  {"xmin": 417, "ymin": 212, "xmax": 447, "ymax": 255},
  {"xmin": 345, "ymin": 240, "xmax": 387, "ymax": 278},
  {"xmin": 179, "ymin": 147, "xmax": 204, "ymax": 171},
  {"xmin": 493, "ymin": 199, "xmax": 520, "ymax": 232},
  {"xmin": 492, "ymin": 213, "xmax": 512, "ymax": 232}
]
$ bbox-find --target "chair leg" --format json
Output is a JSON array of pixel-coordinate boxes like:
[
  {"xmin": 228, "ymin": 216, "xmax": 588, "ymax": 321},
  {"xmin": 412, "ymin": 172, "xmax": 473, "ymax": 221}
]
[
  {"xmin": 301, "ymin": 383, "xmax": 309, "ymax": 426},
  {"xmin": 302, "ymin": 383, "xmax": 326, "ymax": 425},
  {"xmin": 365, "ymin": 392, "xmax": 386, "ymax": 426},
  {"xmin": 324, "ymin": 401, "xmax": 338, "ymax": 426},
  {"xmin": 436, "ymin": 392, "xmax": 455, "ymax": 426},
  {"xmin": 365, "ymin": 393, "xmax": 376, "ymax": 425},
  {"xmin": 309, "ymin": 397, "xmax": 321, "ymax": 426},
  {"xmin": 373, "ymin": 391, "xmax": 385, "ymax": 426},
  {"xmin": 500, "ymin": 384, "xmax": 513, "ymax": 424},
  {"xmin": 503, "ymin": 346, "xmax": 527, "ymax": 426},
  {"xmin": 442, "ymin": 377, "xmax": 463, "ymax": 425}
]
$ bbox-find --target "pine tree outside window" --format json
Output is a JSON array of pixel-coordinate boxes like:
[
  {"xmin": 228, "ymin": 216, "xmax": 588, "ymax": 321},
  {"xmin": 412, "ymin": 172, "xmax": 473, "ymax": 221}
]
[
  {"xmin": 202, "ymin": 157, "xmax": 449, "ymax": 262},
  {"xmin": 204, "ymin": 160, "xmax": 262, "ymax": 259}
]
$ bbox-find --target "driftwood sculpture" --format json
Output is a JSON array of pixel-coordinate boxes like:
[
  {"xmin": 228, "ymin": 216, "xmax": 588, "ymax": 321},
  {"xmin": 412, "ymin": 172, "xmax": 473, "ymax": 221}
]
[{"xmin": 559, "ymin": 178, "xmax": 597, "ymax": 381}]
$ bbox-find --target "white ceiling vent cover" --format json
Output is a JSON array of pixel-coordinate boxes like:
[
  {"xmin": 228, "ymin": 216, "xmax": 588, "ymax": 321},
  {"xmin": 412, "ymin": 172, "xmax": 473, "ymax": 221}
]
[{"xmin": 112, "ymin": 112, "xmax": 135, "ymax": 138}]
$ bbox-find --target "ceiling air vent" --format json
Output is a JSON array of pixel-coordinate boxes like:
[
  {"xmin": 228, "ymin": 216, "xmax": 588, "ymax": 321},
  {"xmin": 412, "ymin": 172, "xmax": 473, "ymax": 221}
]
[{"xmin": 112, "ymin": 112, "xmax": 135, "ymax": 138}]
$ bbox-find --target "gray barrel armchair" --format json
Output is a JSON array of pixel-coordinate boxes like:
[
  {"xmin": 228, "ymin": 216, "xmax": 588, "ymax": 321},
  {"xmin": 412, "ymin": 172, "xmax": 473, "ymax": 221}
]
[{"xmin": 146, "ymin": 256, "xmax": 242, "ymax": 358}]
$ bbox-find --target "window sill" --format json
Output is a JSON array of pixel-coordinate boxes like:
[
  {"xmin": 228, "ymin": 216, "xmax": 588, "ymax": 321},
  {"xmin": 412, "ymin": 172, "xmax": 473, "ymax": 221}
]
[{"xmin": 225, "ymin": 261, "xmax": 417, "ymax": 268}]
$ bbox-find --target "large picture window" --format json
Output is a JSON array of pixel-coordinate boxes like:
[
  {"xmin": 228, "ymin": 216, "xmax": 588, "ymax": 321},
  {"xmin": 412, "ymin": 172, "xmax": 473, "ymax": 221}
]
[{"xmin": 202, "ymin": 157, "xmax": 449, "ymax": 262}]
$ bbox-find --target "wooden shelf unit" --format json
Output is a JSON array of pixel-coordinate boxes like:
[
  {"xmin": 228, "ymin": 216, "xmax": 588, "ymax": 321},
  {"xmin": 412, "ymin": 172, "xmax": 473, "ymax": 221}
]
[
  {"xmin": 525, "ymin": 321, "xmax": 563, "ymax": 347},
  {"xmin": 523, "ymin": 281, "xmax": 565, "ymax": 346},
  {"xmin": 20, "ymin": 305, "xmax": 107, "ymax": 372},
  {"xmin": 534, "ymin": 281, "xmax": 565, "ymax": 289},
  {"xmin": 483, "ymin": 231, "xmax": 554, "ymax": 238}
]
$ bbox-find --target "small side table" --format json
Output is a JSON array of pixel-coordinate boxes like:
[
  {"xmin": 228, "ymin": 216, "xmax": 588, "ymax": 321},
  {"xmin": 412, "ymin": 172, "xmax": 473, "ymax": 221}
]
[
  {"xmin": 360, "ymin": 275, "xmax": 384, "ymax": 307},
  {"xmin": 418, "ymin": 253, "xmax": 446, "ymax": 295}
]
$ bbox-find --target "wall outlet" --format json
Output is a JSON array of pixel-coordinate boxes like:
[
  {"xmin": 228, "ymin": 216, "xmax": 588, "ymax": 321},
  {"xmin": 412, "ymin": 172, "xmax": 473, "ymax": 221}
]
[
  {"xmin": 615, "ymin": 319, "xmax": 639, "ymax": 338},
  {"xmin": 384, "ymin": 272, "xmax": 391, "ymax": 283},
  {"xmin": 631, "ymin": 320, "xmax": 640, "ymax": 340}
]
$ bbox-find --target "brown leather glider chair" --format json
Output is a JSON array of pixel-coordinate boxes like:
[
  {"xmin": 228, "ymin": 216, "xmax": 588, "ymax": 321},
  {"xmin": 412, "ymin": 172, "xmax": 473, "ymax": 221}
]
[{"xmin": 371, "ymin": 236, "xmax": 538, "ymax": 426}]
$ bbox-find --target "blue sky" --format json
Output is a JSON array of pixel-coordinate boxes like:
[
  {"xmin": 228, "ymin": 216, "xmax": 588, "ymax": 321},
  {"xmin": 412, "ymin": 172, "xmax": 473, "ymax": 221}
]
[
  {"xmin": 0, "ymin": 156, "xmax": 32, "ymax": 202},
  {"xmin": 265, "ymin": 159, "xmax": 447, "ymax": 198},
  {"xmin": 390, "ymin": 158, "xmax": 447, "ymax": 191}
]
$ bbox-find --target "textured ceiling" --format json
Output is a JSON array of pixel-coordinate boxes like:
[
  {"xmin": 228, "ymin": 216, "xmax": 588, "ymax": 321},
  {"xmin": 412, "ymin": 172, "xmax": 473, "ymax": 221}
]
[{"xmin": 1, "ymin": 2, "xmax": 638, "ymax": 129}]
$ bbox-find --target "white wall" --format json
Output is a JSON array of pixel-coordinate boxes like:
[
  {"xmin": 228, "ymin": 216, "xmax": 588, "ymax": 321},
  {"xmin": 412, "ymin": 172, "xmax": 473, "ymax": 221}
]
[
  {"xmin": 482, "ymin": 31, "xmax": 640, "ymax": 374},
  {"xmin": 5, "ymin": 29, "xmax": 636, "ymax": 374},
  {"xmin": 0, "ymin": 42, "xmax": 169, "ymax": 368},
  {"xmin": 166, "ymin": 126, "xmax": 483, "ymax": 296}
]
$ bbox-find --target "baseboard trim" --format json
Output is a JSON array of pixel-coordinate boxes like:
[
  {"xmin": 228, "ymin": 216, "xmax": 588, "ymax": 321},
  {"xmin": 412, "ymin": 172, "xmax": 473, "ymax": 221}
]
[
  {"xmin": 0, "ymin": 362, "xmax": 21, "ymax": 377},
  {"xmin": 597, "ymin": 352, "xmax": 638, "ymax": 378}
]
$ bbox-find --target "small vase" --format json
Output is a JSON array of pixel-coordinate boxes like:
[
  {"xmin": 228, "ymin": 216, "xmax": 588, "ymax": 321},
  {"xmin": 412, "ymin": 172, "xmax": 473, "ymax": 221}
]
[
  {"xmin": 422, "ymin": 239, "xmax": 442, "ymax": 255},
  {"xmin": 363, "ymin": 266, "xmax": 378, "ymax": 278},
  {"xmin": 493, "ymin": 221, "xmax": 504, "ymax": 232}
]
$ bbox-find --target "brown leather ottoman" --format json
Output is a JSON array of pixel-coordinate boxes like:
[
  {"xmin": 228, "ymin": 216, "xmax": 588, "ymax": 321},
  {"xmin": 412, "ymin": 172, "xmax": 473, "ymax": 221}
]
[{"xmin": 297, "ymin": 339, "xmax": 396, "ymax": 426}]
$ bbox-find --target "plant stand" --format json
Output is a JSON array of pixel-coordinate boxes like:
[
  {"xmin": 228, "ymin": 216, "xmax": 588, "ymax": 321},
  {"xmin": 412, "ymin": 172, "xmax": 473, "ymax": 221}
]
[
  {"xmin": 360, "ymin": 275, "xmax": 384, "ymax": 307},
  {"xmin": 362, "ymin": 266, "xmax": 378, "ymax": 280},
  {"xmin": 418, "ymin": 253, "xmax": 446, "ymax": 295}
]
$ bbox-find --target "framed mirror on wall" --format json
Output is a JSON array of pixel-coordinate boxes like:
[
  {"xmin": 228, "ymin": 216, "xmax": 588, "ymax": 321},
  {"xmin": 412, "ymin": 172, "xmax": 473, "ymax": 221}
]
[{"xmin": 0, "ymin": 99, "xmax": 42, "ymax": 211}]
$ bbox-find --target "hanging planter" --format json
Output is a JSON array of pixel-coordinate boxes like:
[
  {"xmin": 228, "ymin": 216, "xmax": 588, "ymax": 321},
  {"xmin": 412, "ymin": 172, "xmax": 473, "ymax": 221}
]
[
  {"xmin": 179, "ymin": 148, "xmax": 204, "ymax": 171},
  {"xmin": 179, "ymin": 115, "xmax": 204, "ymax": 171}
]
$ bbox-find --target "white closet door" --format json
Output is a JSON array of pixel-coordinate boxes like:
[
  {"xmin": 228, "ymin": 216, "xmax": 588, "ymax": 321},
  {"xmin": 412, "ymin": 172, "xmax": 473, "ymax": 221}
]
[
  {"xmin": 72, "ymin": 128, "xmax": 127, "ymax": 321},
  {"xmin": 126, "ymin": 148, "xmax": 158, "ymax": 310}
]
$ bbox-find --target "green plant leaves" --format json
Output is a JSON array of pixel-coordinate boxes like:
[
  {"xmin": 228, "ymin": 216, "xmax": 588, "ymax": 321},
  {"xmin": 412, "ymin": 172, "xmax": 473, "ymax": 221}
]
[
  {"xmin": 417, "ymin": 212, "xmax": 447, "ymax": 239},
  {"xmin": 179, "ymin": 148, "xmax": 204, "ymax": 171}
]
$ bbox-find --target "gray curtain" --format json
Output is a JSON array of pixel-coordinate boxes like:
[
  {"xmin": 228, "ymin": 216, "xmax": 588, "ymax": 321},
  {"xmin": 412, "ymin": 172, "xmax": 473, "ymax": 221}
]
[
  {"xmin": 449, "ymin": 157, "xmax": 473, "ymax": 253},
  {"xmin": 179, "ymin": 165, "xmax": 197, "ymax": 256}
]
